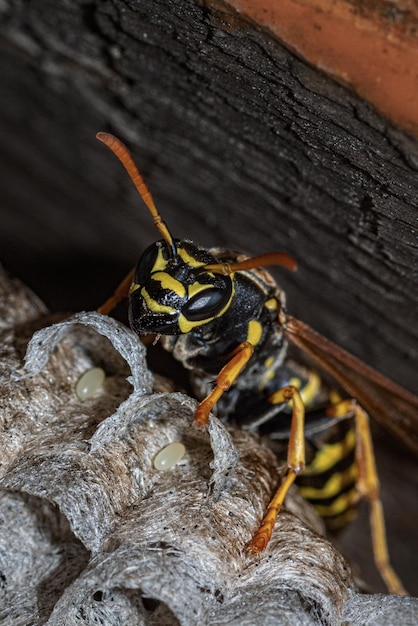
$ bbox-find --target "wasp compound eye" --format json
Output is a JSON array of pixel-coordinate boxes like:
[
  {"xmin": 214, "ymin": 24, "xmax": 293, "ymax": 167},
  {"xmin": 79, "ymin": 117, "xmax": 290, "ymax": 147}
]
[
  {"xmin": 182, "ymin": 280, "xmax": 232, "ymax": 322},
  {"xmin": 135, "ymin": 243, "xmax": 159, "ymax": 286}
]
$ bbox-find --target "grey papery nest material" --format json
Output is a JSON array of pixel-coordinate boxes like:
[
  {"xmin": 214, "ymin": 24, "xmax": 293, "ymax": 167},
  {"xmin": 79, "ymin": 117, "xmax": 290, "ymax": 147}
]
[{"xmin": 0, "ymin": 267, "xmax": 417, "ymax": 625}]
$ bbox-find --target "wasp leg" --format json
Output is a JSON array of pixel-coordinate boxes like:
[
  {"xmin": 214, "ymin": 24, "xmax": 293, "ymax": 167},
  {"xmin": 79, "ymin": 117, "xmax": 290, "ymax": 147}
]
[
  {"xmin": 327, "ymin": 399, "xmax": 406, "ymax": 596},
  {"xmin": 97, "ymin": 268, "xmax": 135, "ymax": 315},
  {"xmin": 248, "ymin": 385, "xmax": 305, "ymax": 553},
  {"xmin": 194, "ymin": 342, "xmax": 254, "ymax": 426}
]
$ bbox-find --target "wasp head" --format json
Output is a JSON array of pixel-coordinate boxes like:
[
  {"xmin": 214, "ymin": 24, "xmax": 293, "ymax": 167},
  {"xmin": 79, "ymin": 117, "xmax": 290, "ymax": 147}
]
[{"xmin": 129, "ymin": 239, "xmax": 234, "ymax": 335}]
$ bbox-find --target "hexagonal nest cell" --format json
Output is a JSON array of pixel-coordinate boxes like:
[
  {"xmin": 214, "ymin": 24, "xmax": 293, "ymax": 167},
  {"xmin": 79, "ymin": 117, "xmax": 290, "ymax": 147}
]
[{"xmin": 0, "ymin": 267, "xmax": 417, "ymax": 625}]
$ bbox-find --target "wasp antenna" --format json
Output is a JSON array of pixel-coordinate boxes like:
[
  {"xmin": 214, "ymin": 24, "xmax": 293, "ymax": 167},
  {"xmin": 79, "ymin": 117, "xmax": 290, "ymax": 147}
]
[
  {"xmin": 203, "ymin": 252, "xmax": 298, "ymax": 275},
  {"xmin": 96, "ymin": 132, "xmax": 177, "ymax": 257}
]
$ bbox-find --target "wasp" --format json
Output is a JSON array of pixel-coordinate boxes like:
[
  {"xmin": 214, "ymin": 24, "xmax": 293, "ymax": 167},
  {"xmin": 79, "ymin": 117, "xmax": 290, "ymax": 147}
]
[{"xmin": 96, "ymin": 132, "xmax": 418, "ymax": 596}]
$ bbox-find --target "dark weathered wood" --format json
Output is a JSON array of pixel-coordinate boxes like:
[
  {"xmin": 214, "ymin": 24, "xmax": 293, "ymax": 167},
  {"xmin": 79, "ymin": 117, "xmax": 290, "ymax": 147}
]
[
  {"xmin": 1, "ymin": 0, "xmax": 417, "ymax": 393},
  {"xmin": 0, "ymin": 0, "xmax": 417, "ymax": 594}
]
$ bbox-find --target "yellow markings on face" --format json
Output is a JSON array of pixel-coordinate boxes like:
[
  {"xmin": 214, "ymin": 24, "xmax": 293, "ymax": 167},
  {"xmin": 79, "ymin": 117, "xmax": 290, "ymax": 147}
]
[
  {"xmin": 265, "ymin": 298, "xmax": 278, "ymax": 311},
  {"xmin": 187, "ymin": 281, "xmax": 213, "ymax": 298},
  {"xmin": 151, "ymin": 271, "xmax": 186, "ymax": 297},
  {"xmin": 151, "ymin": 245, "xmax": 208, "ymax": 273},
  {"xmin": 298, "ymin": 463, "xmax": 358, "ymax": 500},
  {"xmin": 246, "ymin": 319, "xmax": 263, "ymax": 346},
  {"xmin": 178, "ymin": 313, "xmax": 208, "ymax": 333},
  {"xmin": 136, "ymin": 243, "xmax": 237, "ymax": 332},
  {"xmin": 152, "ymin": 247, "xmax": 170, "ymax": 272},
  {"xmin": 303, "ymin": 427, "xmax": 356, "ymax": 476},
  {"xmin": 140, "ymin": 287, "xmax": 177, "ymax": 314},
  {"xmin": 177, "ymin": 246, "xmax": 208, "ymax": 269}
]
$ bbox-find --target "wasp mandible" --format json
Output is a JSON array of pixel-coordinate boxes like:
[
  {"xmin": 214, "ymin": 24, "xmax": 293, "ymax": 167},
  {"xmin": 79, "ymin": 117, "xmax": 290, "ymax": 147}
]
[{"xmin": 96, "ymin": 132, "xmax": 418, "ymax": 596}]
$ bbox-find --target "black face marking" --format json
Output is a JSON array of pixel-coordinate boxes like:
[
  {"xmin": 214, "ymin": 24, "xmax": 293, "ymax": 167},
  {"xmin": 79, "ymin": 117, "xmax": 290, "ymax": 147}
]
[{"xmin": 128, "ymin": 291, "xmax": 180, "ymax": 335}]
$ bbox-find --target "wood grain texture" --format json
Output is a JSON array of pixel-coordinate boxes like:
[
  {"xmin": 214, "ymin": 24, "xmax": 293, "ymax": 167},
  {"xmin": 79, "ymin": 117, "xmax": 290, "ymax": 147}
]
[
  {"xmin": 0, "ymin": 0, "xmax": 417, "ymax": 593},
  {"xmin": 227, "ymin": 0, "xmax": 418, "ymax": 136}
]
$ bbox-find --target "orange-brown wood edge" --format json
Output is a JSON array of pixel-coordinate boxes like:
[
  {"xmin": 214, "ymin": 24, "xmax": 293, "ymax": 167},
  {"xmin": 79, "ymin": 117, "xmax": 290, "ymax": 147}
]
[{"xmin": 225, "ymin": 0, "xmax": 418, "ymax": 137}]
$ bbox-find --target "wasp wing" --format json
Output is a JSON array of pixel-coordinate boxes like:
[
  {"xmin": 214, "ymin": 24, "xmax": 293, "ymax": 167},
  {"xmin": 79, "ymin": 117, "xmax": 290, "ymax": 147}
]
[{"xmin": 285, "ymin": 315, "xmax": 418, "ymax": 456}]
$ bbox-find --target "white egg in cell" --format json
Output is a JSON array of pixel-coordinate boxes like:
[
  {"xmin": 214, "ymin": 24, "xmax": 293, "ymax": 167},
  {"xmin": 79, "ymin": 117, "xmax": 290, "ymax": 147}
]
[
  {"xmin": 76, "ymin": 367, "xmax": 106, "ymax": 401},
  {"xmin": 153, "ymin": 442, "xmax": 186, "ymax": 470}
]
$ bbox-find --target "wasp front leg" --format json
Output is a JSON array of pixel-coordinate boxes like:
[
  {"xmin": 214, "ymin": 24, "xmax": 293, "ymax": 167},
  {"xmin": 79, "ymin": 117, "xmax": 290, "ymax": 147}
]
[
  {"xmin": 326, "ymin": 400, "xmax": 407, "ymax": 596},
  {"xmin": 194, "ymin": 342, "xmax": 254, "ymax": 426},
  {"xmin": 97, "ymin": 268, "xmax": 135, "ymax": 315},
  {"xmin": 248, "ymin": 385, "xmax": 306, "ymax": 553}
]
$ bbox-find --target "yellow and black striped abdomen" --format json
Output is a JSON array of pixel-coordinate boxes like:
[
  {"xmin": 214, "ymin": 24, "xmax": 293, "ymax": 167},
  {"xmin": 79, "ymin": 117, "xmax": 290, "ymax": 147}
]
[{"xmin": 297, "ymin": 419, "xmax": 359, "ymax": 530}]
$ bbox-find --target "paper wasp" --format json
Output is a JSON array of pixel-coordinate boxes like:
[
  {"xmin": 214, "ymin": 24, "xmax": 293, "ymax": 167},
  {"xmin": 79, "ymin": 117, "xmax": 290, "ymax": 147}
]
[{"xmin": 96, "ymin": 132, "xmax": 418, "ymax": 596}]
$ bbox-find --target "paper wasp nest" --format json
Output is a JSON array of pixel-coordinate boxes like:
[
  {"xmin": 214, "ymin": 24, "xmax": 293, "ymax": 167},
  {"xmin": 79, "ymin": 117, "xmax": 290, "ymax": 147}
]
[{"xmin": 0, "ymin": 267, "xmax": 417, "ymax": 625}]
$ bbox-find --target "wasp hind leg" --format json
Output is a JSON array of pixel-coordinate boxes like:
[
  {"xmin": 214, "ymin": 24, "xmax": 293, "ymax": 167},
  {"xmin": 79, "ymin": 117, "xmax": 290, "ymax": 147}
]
[
  {"xmin": 247, "ymin": 385, "xmax": 306, "ymax": 553},
  {"xmin": 326, "ymin": 399, "xmax": 407, "ymax": 596}
]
